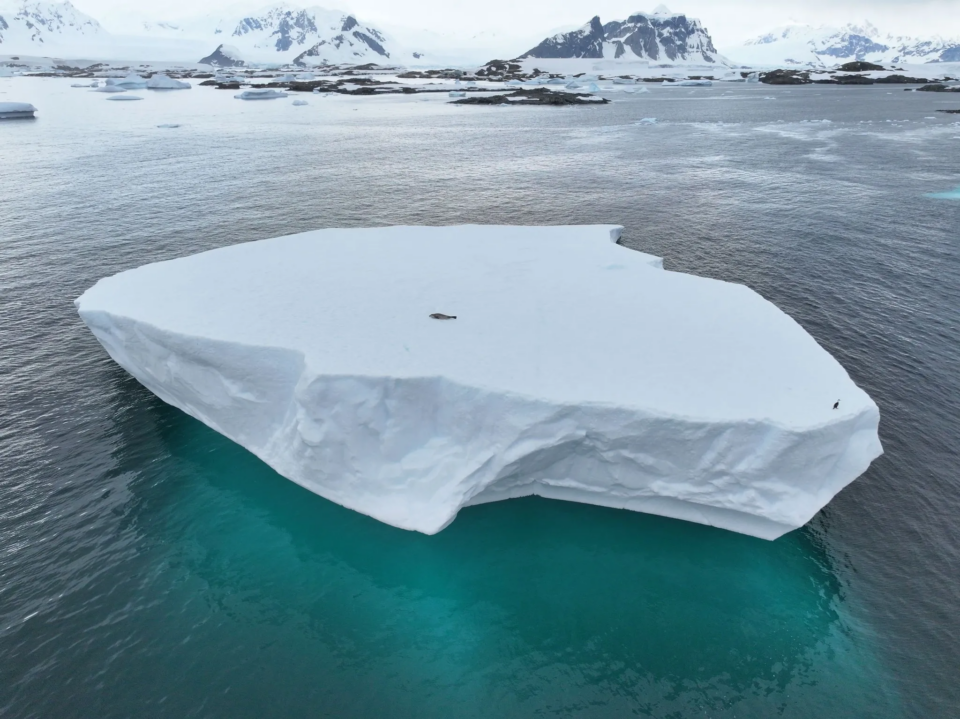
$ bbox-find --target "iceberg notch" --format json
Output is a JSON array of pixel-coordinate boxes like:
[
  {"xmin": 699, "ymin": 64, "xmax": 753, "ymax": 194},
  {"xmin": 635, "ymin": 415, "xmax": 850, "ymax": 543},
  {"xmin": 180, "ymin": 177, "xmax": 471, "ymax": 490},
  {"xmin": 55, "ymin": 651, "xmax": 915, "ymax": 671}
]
[{"xmin": 76, "ymin": 225, "xmax": 882, "ymax": 539}]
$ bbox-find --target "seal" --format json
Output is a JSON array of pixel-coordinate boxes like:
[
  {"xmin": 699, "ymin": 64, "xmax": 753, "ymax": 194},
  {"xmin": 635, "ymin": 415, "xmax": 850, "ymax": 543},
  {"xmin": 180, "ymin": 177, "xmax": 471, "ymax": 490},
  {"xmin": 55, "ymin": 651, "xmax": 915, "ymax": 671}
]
[{"xmin": 430, "ymin": 313, "xmax": 457, "ymax": 320}]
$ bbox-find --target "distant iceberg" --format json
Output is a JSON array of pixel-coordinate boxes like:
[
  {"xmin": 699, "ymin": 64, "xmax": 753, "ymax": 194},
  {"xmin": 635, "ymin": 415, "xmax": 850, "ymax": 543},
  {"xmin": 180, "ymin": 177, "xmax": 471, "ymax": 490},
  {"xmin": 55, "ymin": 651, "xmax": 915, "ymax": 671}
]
[
  {"xmin": 664, "ymin": 79, "xmax": 713, "ymax": 87},
  {"xmin": 107, "ymin": 95, "xmax": 143, "ymax": 101},
  {"xmin": 235, "ymin": 88, "xmax": 288, "ymax": 100},
  {"xmin": 292, "ymin": 99, "xmax": 309, "ymax": 106},
  {"xmin": 0, "ymin": 102, "xmax": 36, "ymax": 119},
  {"xmin": 77, "ymin": 225, "xmax": 882, "ymax": 540},
  {"xmin": 107, "ymin": 73, "xmax": 147, "ymax": 89},
  {"xmin": 93, "ymin": 85, "xmax": 126, "ymax": 93},
  {"xmin": 146, "ymin": 74, "xmax": 191, "ymax": 90}
]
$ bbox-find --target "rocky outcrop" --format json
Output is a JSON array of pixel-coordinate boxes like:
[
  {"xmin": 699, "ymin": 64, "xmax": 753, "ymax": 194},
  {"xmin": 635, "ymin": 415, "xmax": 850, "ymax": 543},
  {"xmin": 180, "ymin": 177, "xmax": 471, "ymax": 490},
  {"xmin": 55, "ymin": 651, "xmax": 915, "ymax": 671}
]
[
  {"xmin": 451, "ymin": 88, "xmax": 609, "ymax": 105},
  {"xmin": 760, "ymin": 69, "xmax": 811, "ymax": 85},
  {"xmin": 199, "ymin": 44, "xmax": 245, "ymax": 67}
]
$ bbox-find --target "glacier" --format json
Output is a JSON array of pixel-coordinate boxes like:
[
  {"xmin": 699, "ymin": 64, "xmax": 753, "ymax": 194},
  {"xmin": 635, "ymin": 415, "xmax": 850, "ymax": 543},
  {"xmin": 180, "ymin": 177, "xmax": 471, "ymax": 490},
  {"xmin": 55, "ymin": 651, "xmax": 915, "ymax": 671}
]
[{"xmin": 75, "ymin": 225, "xmax": 882, "ymax": 540}]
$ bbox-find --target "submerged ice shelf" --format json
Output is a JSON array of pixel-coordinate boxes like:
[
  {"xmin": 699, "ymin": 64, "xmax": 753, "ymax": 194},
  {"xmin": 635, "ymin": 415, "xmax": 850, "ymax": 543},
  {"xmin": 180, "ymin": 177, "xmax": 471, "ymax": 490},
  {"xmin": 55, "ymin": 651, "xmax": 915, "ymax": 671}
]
[{"xmin": 76, "ymin": 225, "xmax": 882, "ymax": 540}]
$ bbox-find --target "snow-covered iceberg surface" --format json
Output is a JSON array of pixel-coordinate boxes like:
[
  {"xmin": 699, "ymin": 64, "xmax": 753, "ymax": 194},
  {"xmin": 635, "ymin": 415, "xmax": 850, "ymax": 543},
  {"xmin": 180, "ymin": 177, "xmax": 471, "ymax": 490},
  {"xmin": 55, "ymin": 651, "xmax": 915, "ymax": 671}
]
[
  {"xmin": 76, "ymin": 225, "xmax": 882, "ymax": 540},
  {"xmin": 0, "ymin": 102, "xmax": 37, "ymax": 119},
  {"xmin": 146, "ymin": 74, "xmax": 191, "ymax": 90},
  {"xmin": 235, "ymin": 89, "xmax": 288, "ymax": 100}
]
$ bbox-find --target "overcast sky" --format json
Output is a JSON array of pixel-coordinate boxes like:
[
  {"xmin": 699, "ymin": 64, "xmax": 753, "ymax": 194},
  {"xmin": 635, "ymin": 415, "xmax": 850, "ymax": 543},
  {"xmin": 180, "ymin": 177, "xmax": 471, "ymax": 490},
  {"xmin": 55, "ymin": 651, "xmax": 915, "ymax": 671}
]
[{"xmin": 74, "ymin": 0, "xmax": 960, "ymax": 46}]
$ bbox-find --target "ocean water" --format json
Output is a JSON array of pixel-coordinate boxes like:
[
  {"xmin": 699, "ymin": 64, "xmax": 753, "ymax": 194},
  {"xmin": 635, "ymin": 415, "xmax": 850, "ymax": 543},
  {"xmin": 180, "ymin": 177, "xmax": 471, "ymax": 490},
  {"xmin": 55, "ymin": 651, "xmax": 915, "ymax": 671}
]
[{"xmin": 1, "ymin": 78, "xmax": 959, "ymax": 718}]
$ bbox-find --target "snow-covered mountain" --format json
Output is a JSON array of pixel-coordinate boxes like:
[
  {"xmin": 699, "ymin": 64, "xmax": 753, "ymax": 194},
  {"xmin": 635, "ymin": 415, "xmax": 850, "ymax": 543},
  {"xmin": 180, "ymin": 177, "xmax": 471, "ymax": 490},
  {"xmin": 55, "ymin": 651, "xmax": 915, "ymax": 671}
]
[
  {"xmin": 521, "ymin": 6, "xmax": 724, "ymax": 65},
  {"xmin": 0, "ymin": 0, "xmax": 103, "ymax": 52},
  {"xmin": 193, "ymin": 6, "xmax": 397, "ymax": 66},
  {"xmin": 727, "ymin": 22, "xmax": 960, "ymax": 67}
]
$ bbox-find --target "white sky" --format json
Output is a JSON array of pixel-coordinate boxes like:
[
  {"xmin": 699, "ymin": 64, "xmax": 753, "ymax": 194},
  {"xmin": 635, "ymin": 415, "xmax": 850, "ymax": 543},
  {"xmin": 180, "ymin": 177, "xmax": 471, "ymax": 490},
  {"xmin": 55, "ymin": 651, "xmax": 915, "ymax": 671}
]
[{"xmin": 72, "ymin": 0, "xmax": 960, "ymax": 47}]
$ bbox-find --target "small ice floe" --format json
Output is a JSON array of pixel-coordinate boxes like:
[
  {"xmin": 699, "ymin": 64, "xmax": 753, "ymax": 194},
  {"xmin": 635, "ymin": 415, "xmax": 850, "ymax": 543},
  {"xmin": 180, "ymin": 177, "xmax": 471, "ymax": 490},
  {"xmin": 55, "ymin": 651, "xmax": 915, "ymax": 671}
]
[
  {"xmin": 93, "ymin": 85, "xmax": 126, "ymax": 93},
  {"xmin": 565, "ymin": 81, "xmax": 582, "ymax": 89},
  {"xmin": 636, "ymin": 86, "xmax": 650, "ymax": 93},
  {"xmin": 506, "ymin": 79, "xmax": 522, "ymax": 85},
  {"xmin": 664, "ymin": 79, "xmax": 712, "ymax": 87},
  {"xmin": 586, "ymin": 82, "xmax": 602, "ymax": 92},
  {"xmin": 635, "ymin": 117, "xmax": 657, "ymax": 125},
  {"xmin": 613, "ymin": 78, "xmax": 636, "ymax": 85},
  {"xmin": 547, "ymin": 78, "xmax": 565, "ymax": 85},
  {"xmin": 449, "ymin": 91, "xmax": 465, "ymax": 98},
  {"xmin": 745, "ymin": 72, "xmax": 760, "ymax": 83},
  {"xmin": 235, "ymin": 88, "xmax": 288, "ymax": 100},
  {"xmin": 107, "ymin": 95, "xmax": 143, "ymax": 101},
  {"xmin": 146, "ymin": 74, "xmax": 191, "ymax": 90},
  {"xmin": 0, "ymin": 102, "xmax": 37, "ymax": 119},
  {"xmin": 71, "ymin": 81, "xmax": 98, "ymax": 88},
  {"xmin": 292, "ymin": 99, "xmax": 308, "ymax": 106},
  {"xmin": 107, "ymin": 73, "xmax": 147, "ymax": 89},
  {"xmin": 157, "ymin": 123, "xmax": 181, "ymax": 128}
]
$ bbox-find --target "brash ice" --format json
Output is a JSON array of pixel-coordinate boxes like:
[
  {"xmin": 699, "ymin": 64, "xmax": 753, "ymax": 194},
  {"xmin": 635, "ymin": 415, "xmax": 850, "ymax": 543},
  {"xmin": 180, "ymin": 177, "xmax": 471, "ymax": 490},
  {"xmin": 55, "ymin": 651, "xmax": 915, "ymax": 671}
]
[{"xmin": 76, "ymin": 225, "xmax": 882, "ymax": 539}]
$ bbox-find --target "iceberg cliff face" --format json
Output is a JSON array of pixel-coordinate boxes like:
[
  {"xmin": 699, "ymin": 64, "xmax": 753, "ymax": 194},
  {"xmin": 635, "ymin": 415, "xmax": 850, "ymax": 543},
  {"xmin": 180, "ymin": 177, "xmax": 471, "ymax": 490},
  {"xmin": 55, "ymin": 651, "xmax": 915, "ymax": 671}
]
[{"xmin": 76, "ymin": 226, "xmax": 882, "ymax": 539}]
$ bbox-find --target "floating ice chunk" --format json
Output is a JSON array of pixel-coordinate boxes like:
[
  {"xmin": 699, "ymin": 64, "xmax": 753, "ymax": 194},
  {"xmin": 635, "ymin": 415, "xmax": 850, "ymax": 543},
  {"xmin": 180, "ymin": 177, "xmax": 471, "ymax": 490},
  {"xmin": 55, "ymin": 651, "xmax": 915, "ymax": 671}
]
[
  {"xmin": 292, "ymin": 99, "xmax": 308, "ymax": 106},
  {"xmin": 745, "ymin": 72, "xmax": 760, "ymax": 83},
  {"xmin": 0, "ymin": 102, "xmax": 37, "ymax": 119},
  {"xmin": 636, "ymin": 86, "xmax": 650, "ymax": 93},
  {"xmin": 157, "ymin": 123, "xmax": 181, "ymax": 128},
  {"xmin": 448, "ymin": 91, "xmax": 465, "ymax": 98},
  {"xmin": 586, "ymin": 82, "xmax": 602, "ymax": 92},
  {"xmin": 636, "ymin": 117, "xmax": 657, "ymax": 124},
  {"xmin": 71, "ymin": 81, "xmax": 99, "ymax": 88},
  {"xmin": 613, "ymin": 78, "xmax": 636, "ymax": 84},
  {"xmin": 665, "ymin": 79, "xmax": 712, "ymax": 87},
  {"xmin": 107, "ymin": 73, "xmax": 147, "ymax": 89},
  {"xmin": 93, "ymin": 85, "xmax": 126, "ymax": 93},
  {"xmin": 565, "ymin": 81, "xmax": 582, "ymax": 89},
  {"xmin": 76, "ymin": 225, "xmax": 882, "ymax": 540},
  {"xmin": 146, "ymin": 74, "xmax": 191, "ymax": 90},
  {"xmin": 107, "ymin": 95, "xmax": 143, "ymax": 101},
  {"xmin": 235, "ymin": 88, "xmax": 288, "ymax": 100}
]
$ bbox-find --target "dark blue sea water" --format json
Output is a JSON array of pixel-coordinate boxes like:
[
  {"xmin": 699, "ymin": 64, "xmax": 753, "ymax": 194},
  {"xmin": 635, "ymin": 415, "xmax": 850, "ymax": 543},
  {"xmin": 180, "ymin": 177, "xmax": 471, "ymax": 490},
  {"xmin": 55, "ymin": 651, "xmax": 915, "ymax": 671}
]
[{"xmin": 2, "ymin": 78, "xmax": 959, "ymax": 718}]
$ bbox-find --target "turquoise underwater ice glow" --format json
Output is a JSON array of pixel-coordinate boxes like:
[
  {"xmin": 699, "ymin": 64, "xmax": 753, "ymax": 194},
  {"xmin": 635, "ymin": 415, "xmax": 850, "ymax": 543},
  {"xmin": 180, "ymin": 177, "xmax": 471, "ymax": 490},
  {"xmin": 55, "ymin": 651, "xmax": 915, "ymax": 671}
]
[{"xmin": 926, "ymin": 186, "xmax": 960, "ymax": 199}]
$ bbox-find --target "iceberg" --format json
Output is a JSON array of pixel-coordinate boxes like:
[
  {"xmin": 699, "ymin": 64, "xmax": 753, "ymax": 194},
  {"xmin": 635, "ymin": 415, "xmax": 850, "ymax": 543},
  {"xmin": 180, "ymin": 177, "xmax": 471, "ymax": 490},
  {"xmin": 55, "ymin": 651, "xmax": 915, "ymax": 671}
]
[
  {"xmin": 76, "ymin": 225, "xmax": 882, "ymax": 540},
  {"xmin": 146, "ymin": 74, "xmax": 191, "ymax": 90},
  {"xmin": 235, "ymin": 88, "xmax": 288, "ymax": 100},
  {"xmin": 93, "ymin": 85, "xmax": 126, "ymax": 93},
  {"xmin": 107, "ymin": 95, "xmax": 143, "ymax": 101},
  {"xmin": 292, "ymin": 99, "xmax": 309, "ymax": 106},
  {"xmin": 0, "ymin": 102, "xmax": 36, "ymax": 119},
  {"xmin": 107, "ymin": 73, "xmax": 147, "ymax": 89}
]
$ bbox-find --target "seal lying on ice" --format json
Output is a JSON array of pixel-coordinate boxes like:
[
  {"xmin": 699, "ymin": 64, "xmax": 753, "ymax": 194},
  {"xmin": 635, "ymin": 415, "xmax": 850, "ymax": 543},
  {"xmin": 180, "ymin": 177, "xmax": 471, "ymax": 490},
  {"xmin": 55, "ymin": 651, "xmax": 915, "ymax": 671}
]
[{"xmin": 430, "ymin": 313, "xmax": 457, "ymax": 320}]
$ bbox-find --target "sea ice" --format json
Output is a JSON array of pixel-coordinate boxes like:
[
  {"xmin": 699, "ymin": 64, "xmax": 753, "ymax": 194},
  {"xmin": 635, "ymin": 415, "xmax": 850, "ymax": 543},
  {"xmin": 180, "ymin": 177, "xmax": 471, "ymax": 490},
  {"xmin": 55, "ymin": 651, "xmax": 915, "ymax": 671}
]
[
  {"xmin": 76, "ymin": 226, "xmax": 882, "ymax": 540},
  {"xmin": 107, "ymin": 95, "xmax": 143, "ymax": 101},
  {"xmin": 0, "ymin": 102, "xmax": 36, "ymax": 119},
  {"xmin": 449, "ymin": 91, "xmax": 465, "ymax": 98},
  {"xmin": 235, "ymin": 89, "xmax": 288, "ymax": 100},
  {"xmin": 146, "ymin": 74, "xmax": 191, "ymax": 90},
  {"xmin": 292, "ymin": 99, "xmax": 309, "ymax": 106},
  {"xmin": 636, "ymin": 117, "xmax": 657, "ymax": 124},
  {"xmin": 93, "ymin": 85, "xmax": 126, "ymax": 93}
]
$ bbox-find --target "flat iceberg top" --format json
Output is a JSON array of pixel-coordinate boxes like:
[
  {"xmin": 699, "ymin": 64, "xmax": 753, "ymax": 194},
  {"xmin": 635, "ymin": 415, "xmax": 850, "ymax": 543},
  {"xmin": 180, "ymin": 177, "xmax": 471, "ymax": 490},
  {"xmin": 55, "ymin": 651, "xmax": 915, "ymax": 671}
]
[
  {"xmin": 0, "ymin": 102, "xmax": 37, "ymax": 112},
  {"xmin": 77, "ymin": 225, "xmax": 871, "ymax": 428}
]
